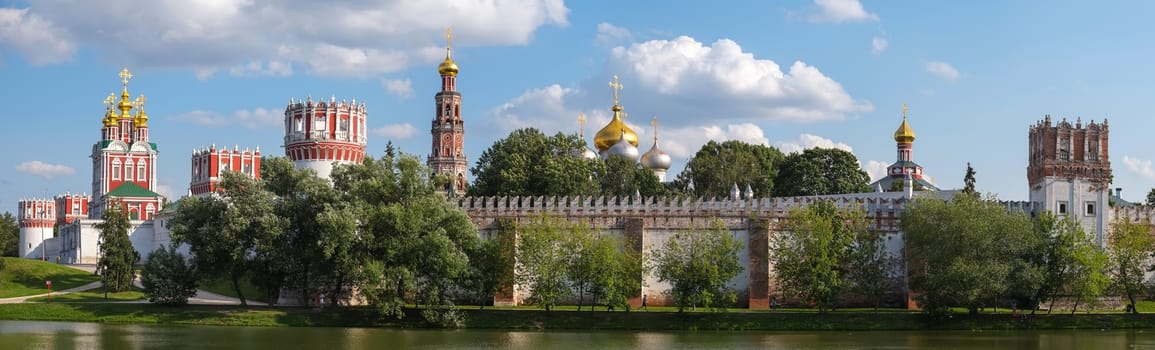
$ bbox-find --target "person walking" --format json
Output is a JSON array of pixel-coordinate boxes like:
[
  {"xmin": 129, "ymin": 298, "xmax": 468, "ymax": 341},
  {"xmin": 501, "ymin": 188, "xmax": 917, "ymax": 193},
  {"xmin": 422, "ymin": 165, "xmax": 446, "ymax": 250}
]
[{"xmin": 641, "ymin": 294, "xmax": 648, "ymax": 311}]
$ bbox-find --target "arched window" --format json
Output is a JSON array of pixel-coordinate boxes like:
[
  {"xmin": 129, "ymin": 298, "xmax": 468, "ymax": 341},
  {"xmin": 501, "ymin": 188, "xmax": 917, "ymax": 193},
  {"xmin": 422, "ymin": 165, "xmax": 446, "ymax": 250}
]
[
  {"xmin": 124, "ymin": 159, "xmax": 134, "ymax": 181},
  {"xmin": 137, "ymin": 160, "xmax": 147, "ymax": 182},
  {"xmin": 146, "ymin": 203, "xmax": 155, "ymax": 219},
  {"xmin": 112, "ymin": 159, "xmax": 122, "ymax": 180}
]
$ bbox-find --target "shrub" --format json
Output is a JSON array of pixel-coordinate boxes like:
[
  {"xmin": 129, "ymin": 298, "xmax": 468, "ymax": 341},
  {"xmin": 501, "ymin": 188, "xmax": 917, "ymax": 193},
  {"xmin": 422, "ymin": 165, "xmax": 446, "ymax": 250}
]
[{"xmin": 140, "ymin": 246, "xmax": 198, "ymax": 305}]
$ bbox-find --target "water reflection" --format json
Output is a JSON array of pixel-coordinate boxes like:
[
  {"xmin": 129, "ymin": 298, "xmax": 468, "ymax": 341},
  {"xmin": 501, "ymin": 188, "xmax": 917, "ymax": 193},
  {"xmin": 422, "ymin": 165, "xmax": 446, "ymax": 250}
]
[{"xmin": 4, "ymin": 320, "xmax": 1155, "ymax": 349}]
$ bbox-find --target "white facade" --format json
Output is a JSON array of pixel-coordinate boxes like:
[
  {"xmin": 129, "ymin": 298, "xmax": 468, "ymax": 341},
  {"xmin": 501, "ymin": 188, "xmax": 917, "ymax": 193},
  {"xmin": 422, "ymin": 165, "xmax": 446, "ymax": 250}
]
[
  {"xmin": 19, "ymin": 226, "xmax": 53, "ymax": 260},
  {"xmin": 57, "ymin": 219, "xmax": 161, "ymax": 264},
  {"xmin": 1030, "ymin": 178, "xmax": 1111, "ymax": 246}
]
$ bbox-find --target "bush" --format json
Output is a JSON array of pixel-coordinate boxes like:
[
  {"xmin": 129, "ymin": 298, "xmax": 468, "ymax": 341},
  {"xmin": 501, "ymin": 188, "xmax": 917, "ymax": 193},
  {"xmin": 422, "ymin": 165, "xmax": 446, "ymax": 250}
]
[{"xmin": 140, "ymin": 246, "xmax": 198, "ymax": 305}]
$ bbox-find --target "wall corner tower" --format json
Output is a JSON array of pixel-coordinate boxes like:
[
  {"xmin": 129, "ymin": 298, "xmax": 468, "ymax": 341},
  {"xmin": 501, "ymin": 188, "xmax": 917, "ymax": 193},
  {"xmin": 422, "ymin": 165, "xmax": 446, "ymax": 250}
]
[{"xmin": 1027, "ymin": 115, "xmax": 1112, "ymax": 245}]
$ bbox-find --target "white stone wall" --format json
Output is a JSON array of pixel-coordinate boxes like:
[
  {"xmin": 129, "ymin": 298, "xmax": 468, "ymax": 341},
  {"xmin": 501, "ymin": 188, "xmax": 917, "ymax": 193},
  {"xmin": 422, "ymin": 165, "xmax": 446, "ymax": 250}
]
[
  {"xmin": 57, "ymin": 219, "xmax": 157, "ymax": 265},
  {"xmin": 641, "ymin": 227, "xmax": 750, "ymax": 306},
  {"xmin": 1031, "ymin": 178, "xmax": 1110, "ymax": 246},
  {"xmin": 19, "ymin": 226, "xmax": 52, "ymax": 259}
]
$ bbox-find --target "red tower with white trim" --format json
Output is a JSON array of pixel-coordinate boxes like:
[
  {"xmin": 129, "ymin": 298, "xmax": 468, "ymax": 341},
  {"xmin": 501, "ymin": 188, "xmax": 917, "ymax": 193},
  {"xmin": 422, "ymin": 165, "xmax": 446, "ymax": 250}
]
[
  {"xmin": 427, "ymin": 28, "xmax": 468, "ymax": 194},
  {"xmin": 190, "ymin": 145, "xmax": 262, "ymax": 196},
  {"xmin": 55, "ymin": 193, "xmax": 91, "ymax": 226},
  {"xmin": 18, "ymin": 199, "xmax": 56, "ymax": 259},
  {"xmin": 283, "ymin": 97, "xmax": 367, "ymax": 179}
]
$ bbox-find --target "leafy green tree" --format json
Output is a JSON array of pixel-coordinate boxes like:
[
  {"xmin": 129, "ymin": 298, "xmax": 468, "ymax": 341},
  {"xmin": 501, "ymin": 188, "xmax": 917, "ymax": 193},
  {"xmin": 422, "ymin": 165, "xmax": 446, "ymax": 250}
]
[
  {"xmin": 563, "ymin": 221, "xmax": 601, "ymax": 310},
  {"xmin": 469, "ymin": 128, "xmax": 602, "ymax": 197},
  {"xmin": 599, "ymin": 155, "xmax": 666, "ymax": 198},
  {"xmin": 169, "ymin": 172, "xmax": 286, "ymax": 306},
  {"xmin": 902, "ymin": 194, "xmax": 1036, "ymax": 314},
  {"xmin": 847, "ymin": 222, "xmax": 897, "ymax": 311},
  {"xmin": 673, "ymin": 140, "xmax": 784, "ymax": 199},
  {"xmin": 334, "ymin": 153, "xmax": 479, "ymax": 325},
  {"xmin": 598, "ymin": 234, "xmax": 644, "ymax": 311},
  {"xmin": 96, "ymin": 202, "xmax": 139, "ymax": 293},
  {"xmin": 650, "ymin": 219, "xmax": 744, "ymax": 312},
  {"xmin": 772, "ymin": 148, "xmax": 871, "ymax": 197},
  {"xmin": 771, "ymin": 201, "xmax": 863, "ymax": 312},
  {"xmin": 140, "ymin": 245, "xmax": 198, "ymax": 305},
  {"xmin": 514, "ymin": 214, "xmax": 572, "ymax": 312},
  {"xmin": 1146, "ymin": 188, "xmax": 1155, "ymax": 206},
  {"xmin": 468, "ymin": 223, "xmax": 515, "ymax": 309},
  {"xmin": 1029, "ymin": 212, "xmax": 1086, "ymax": 314},
  {"xmin": 1068, "ymin": 236, "xmax": 1109, "ymax": 314},
  {"xmin": 0, "ymin": 212, "xmax": 17, "ymax": 257},
  {"xmin": 1107, "ymin": 218, "xmax": 1154, "ymax": 313},
  {"xmin": 962, "ymin": 162, "xmax": 978, "ymax": 196}
]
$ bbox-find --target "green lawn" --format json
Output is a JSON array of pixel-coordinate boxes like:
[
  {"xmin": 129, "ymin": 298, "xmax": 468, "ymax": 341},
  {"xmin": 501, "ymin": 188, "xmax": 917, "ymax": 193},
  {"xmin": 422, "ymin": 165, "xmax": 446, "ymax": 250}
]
[
  {"xmin": 0, "ymin": 257, "xmax": 100, "ymax": 298},
  {"xmin": 197, "ymin": 274, "xmax": 270, "ymax": 303},
  {"xmin": 25, "ymin": 285, "xmax": 146, "ymax": 303}
]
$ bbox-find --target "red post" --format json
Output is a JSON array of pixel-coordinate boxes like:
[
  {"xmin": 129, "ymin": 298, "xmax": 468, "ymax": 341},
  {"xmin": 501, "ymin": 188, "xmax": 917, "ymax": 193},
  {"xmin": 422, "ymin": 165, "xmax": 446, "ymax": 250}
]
[{"xmin": 46, "ymin": 280, "xmax": 52, "ymax": 302}]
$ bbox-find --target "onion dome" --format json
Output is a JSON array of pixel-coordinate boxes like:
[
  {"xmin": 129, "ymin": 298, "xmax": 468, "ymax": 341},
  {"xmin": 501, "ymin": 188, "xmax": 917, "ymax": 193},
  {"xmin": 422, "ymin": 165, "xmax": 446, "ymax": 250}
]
[
  {"xmin": 894, "ymin": 104, "xmax": 915, "ymax": 143},
  {"xmin": 594, "ymin": 106, "xmax": 638, "ymax": 152},
  {"xmin": 581, "ymin": 146, "xmax": 599, "ymax": 160},
  {"xmin": 641, "ymin": 143, "xmax": 671, "ymax": 170},
  {"xmin": 102, "ymin": 108, "xmax": 117, "ymax": 127},
  {"xmin": 605, "ymin": 131, "xmax": 639, "ymax": 161}
]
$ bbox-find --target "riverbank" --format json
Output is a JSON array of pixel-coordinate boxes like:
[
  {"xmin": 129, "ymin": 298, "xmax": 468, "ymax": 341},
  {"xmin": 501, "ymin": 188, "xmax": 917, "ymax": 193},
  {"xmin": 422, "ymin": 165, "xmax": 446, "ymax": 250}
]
[{"xmin": 3, "ymin": 303, "xmax": 1155, "ymax": 331}]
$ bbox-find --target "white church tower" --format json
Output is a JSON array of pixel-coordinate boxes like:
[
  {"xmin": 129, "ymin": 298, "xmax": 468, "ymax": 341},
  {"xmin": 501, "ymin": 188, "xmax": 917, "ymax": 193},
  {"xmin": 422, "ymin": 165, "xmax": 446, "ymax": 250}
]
[{"xmin": 1027, "ymin": 115, "xmax": 1112, "ymax": 245}]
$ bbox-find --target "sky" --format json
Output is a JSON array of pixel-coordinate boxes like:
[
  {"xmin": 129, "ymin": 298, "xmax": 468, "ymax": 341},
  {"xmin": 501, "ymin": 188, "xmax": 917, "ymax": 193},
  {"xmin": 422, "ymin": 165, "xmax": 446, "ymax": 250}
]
[{"xmin": 2, "ymin": 0, "xmax": 1155, "ymax": 210}]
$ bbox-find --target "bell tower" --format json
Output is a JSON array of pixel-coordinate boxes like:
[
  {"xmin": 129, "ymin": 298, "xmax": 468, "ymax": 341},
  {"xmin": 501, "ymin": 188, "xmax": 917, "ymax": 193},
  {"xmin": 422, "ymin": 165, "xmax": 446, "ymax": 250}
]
[{"xmin": 427, "ymin": 27, "xmax": 468, "ymax": 195}]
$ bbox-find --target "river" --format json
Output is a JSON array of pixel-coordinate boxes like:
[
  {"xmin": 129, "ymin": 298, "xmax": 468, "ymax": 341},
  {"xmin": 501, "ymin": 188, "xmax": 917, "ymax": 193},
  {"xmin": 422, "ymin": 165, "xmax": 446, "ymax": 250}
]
[{"xmin": 3, "ymin": 320, "xmax": 1154, "ymax": 349}]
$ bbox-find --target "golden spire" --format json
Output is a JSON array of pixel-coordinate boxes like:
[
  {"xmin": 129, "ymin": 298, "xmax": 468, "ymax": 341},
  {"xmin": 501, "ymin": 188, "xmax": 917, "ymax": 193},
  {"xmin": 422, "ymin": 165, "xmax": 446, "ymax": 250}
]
[
  {"xmin": 437, "ymin": 27, "xmax": 459, "ymax": 76},
  {"xmin": 894, "ymin": 103, "xmax": 916, "ymax": 143},
  {"xmin": 102, "ymin": 93, "xmax": 117, "ymax": 127},
  {"xmin": 134, "ymin": 94, "xmax": 149, "ymax": 127},
  {"xmin": 577, "ymin": 113, "xmax": 587, "ymax": 138},
  {"xmin": 594, "ymin": 74, "xmax": 638, "ymax": 151},
  {"xmin": 116, "ymin": 68, "xmax": 135, "ymax": 119},
  {"xmin": 608, "ymin": 74, "xmax": 623, "ymax": 107},
  {"xmin": 651, "ymin": 115, "xmax": 660, "ymax": 143}
]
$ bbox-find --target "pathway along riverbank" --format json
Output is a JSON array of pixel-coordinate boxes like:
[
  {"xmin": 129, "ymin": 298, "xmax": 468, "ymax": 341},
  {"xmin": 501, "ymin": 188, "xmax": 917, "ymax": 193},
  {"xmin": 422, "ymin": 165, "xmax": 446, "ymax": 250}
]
[{"xmin": 2, "ymin": 304, "xmax": 1155, "ymax": 331}]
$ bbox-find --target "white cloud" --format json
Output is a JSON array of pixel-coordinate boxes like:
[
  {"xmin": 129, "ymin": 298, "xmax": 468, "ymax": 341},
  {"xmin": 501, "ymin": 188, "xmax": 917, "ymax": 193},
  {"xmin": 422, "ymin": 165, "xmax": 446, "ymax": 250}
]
[
  {"xmin": 871, "ymin": 36, "xmax": 888, "ymax": 55},
  {"xmin": 382, "ymin": 79, "xmax": 415, "ymax": 99},
  {"xmin": 595, "ymin": 22, "xmax": 632, "ymax": 45},
  {"xmin": 802, "ymin": 0, "xmax": 879, "ymax": 23},
  {"xmin": 607, "ymin": 36, "xmax": 872, "ymax": 123},
  {"xmin": 0, "ymin": 0, "xmax": 569, "ymax": 77},
  {"xmin": 15, "ymin": 161, "xmax": 76, "ymax": 179},
  {"xmin": 775, "ymin": 133, "xmax": 854, "ymax": 154},
  {"xmin": 154, "ymin": 180, "xmax": 179, "ymax": 201},
  {"xmin": 0, "ymin": 8, "xmax": 75, "ymax": 64},
  {"xmin": 489, "ymin": 84, "xmax": 581, "ymax": 133},
  {"xmin": 372, "ymin": 123, "xmax": 418, "ymax": 140},
  {"xmin": 926, "ymin": 61, "xmax": 960, "ymax": 80},
  {"xmin": 1123, "ymin": 155, "xmax": 1155, "ymax": 179},
  {"xmin": 170, "ymin": 108, "xmax": 281, "ymax": 129},
  {"xmin": 661, "ymin": 123, "xmax": 771, "ymax": 158},
  {"xmin": 864, "ymin": 160, "xmax": 889, "ymax": 182},
  {"xmin": 228, "ymin": 60, "xmax": 292, "ymax": 77}
]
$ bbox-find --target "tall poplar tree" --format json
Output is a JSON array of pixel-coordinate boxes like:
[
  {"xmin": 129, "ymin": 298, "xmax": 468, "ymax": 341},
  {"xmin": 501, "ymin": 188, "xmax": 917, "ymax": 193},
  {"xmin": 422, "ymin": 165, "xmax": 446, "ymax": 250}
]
[{"xmin": 96, "ymin": 202, "xmax": 138, "ymax": 293}]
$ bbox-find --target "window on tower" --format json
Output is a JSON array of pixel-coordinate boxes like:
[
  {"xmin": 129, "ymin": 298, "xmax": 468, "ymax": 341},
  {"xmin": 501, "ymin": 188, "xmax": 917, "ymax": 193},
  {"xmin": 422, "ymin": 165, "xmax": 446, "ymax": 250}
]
[
  {"xmin": 112, "ymin": 159, "xmax": 122, "ymax": 180},
  {"xmin": 1057, "ymin": 201, "xmax": 1068, "ymax": 215},
  {"xmin": 138, "ymin": 160, "xmax": 147, "ymax": 181},
  {"xmin": 1085, "ymin": 202, "xmax": 1096, "ymax": 216},
  {"xmin": 124, "ymin": 159, "xmax": 134, "ymax": 181},
  {"xmin": 1059, "ymin": 148, "xmax": 1069, "ymax": 160}
]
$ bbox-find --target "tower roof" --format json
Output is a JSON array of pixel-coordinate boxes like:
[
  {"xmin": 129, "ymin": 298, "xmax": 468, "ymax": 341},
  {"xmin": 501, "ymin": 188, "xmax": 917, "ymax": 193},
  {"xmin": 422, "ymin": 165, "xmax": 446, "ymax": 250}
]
[
  {"xmin": 594, "ymin": 75, "xmax": 638, "ymax": 151},
  {"xmin": 438, "ymin": 27, "xmax": 459, "ymax": 76}
]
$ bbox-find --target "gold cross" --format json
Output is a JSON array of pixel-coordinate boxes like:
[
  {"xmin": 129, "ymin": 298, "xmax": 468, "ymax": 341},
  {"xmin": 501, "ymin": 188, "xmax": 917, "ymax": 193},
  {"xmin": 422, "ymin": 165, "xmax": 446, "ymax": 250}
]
[
  {"xmin": 608, "ymin": 75, "xmax": 623, "ymax": 106},
  {"xmin": 446, "ymin": 27, "xmax": 453, "ymax": 49},
  {"xmin": 104, "ymin": 93, "xmax": 115, "ymax": 108},
  {"xmin": 902, "ymin": 103, "xmax": 908, "ymax": 119},
  {"xmin": 118, "ymin": 68, "xmax": 133, "ymax": 87},
  {"xmin": 577, "ymin": 113, "xmax": 587, "ymax": 136},
  {"xmin": 651, "ymin": 115, "xmax": 660, "ymax": 141},
  {"xmin": 134, "ymin": 94, "xmax": 147, "ymax": 109}
]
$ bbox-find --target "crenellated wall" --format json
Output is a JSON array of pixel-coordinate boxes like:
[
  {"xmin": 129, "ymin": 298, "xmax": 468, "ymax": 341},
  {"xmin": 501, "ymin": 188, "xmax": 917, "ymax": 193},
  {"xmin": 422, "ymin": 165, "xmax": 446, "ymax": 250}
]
[{"xmin": 454, "ymin": 191, "xmax": 956, "ymax": 308}]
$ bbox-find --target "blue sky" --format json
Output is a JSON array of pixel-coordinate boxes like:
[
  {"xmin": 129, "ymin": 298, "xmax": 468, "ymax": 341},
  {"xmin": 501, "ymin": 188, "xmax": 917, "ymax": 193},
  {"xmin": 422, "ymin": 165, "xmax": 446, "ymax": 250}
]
[{"xmin": 2, "ymin": 0, "xmax": 1154, "ymax": 210}]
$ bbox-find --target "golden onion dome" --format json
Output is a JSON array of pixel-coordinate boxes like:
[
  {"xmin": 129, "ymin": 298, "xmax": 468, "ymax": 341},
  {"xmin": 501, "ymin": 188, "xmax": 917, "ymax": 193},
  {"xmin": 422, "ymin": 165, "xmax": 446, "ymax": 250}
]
[
  {"xmin": 593, "ymin": 106, "xmax": 638, "ymax": 152},
  {"xmin": 894, "ymin": 115, "xmax": 915, "ymax": 143},
  {"xmin": 102, "ymin": 109, "xmax": 117, "ymax": 127},
  {"xmin": 438, "ymin": 55, "xmax": 458, "ymax": 76}
]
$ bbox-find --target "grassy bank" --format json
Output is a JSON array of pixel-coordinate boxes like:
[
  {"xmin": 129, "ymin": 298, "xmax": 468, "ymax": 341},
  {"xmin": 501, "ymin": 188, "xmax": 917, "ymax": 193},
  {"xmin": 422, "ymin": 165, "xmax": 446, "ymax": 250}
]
[
  {"xmin": 24, "ymin": 286, "xmax": 146, "ymax": 303},
  {"xmin": 0, "ymin": 257, "xmax": 99, "ymax": 298},
  {"xmin": 5, "ymin": 303, "xmax": 1155, "ymax": 331}
]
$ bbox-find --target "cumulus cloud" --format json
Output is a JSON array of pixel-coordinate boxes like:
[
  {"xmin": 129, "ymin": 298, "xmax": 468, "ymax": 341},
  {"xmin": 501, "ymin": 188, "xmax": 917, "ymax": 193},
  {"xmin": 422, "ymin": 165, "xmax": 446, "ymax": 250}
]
[
  {"xmin": 606, "ymin": 36, "xmax": 872, "ymax": 123},
  {"xmin": 926, "ymin": 61, "xmax": 960, "ymax": 80},
  {"xmin": 775, "ymin": 133, "xmax": 855, "ymax": 154},
  {"xmin": 382, "ymin": 79, "xmax": 415, "ymax": 99},
  {"xmin": 0, "ymin": 0, "xmax": 569, "ymax": 77},
  {"xmin": 228, "ymin": 60, "xmax": 292, "ymax": 77},
  {"xmin": 0, "ymin": 8, "xmax": 75, "ymax": 64},
  {"xmin": 372, "ymin": 123, "xmax": 418, "ymax": 140},
  {"xmin": 864, "ymin": 160, "xmax": 889, "ymax": 182},
  {"xmin": 170, "ymin": 108, "xmax": 281, "ymax": 129},
  {"xmin": 15, "ymin": 161, "xmax": 76, "ymax": 179},
  {"xmin": 659, "ymin": 123, "xmax": 771, "ymax": 158},
  {"xmin": 595, "ymin": 22, "xmax": 632, "ymax": 45},
  {"xmin": 800, "ymin": 0, "xmax": 879, "ymax": 23},
  {"xmin": 154, "ymin": 180, "xmax": 179, "ymax": 200},
  {"xmin": 1123, "ymin": 155, "xmax": 1155, "ymax": 179},
  {"xmin": 489, "ymin": 84, "xmax": 582, "ymax": 133},
  {"xmin": 871, "ymin": 36, "xmax": 888, "ymax": 55}
]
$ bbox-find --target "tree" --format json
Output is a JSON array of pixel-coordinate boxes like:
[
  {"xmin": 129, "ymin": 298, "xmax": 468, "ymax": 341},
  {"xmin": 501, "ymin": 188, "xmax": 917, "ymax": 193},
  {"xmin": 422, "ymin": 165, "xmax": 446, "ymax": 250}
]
[
  {"xmin": 140, "ymin": 245, "xmax": 198, "ymax": 305},
  {"xmin": 673, "ymin": 140, "xmax": 784, "ymax": 199},
  {"xmin": 1146, "ymin": 188, "xmax": 1155, "ymax": 206},
  {"xmin": 1029, "ymin": 212, "xmax": 1088, "ymax": 314},
  {"xmin": 599, "ymin": 155, "xmax": 666, "ymax": 198},
  {"xmin": 771, "ymin": 201, "xmax": 863, "ymax": 312},
  {"xmin": 962, "ymin": 162, "xmax": 977, "ymax": 195},
  {"xmin": 468, "ymin": 220, "xmax": 515, "ymax": 309},
  {"xmin": 847, "ymin": 221, "xmax": 898, "ymax": 311},
  {"xmin": 1068, "ymin": 236, "xmax": 1109, "ymax": 314},
  {"xmin": 650, "ymin": 219, "xmax": 744, "ymax": 312},
  {"xmin": 469, "ymin": 128, "xmax": 602, "ymax": 197},
  {"xmin": 902, "ymin": 194, "xmax": 1036, "ymax": 314},
  {"xmin": 772, "ymin": 148, "xmax": 871, "ymax": 197},
  {"xmin": 1107, "ymin": 218, "xmax": 1154, "ymax": 313},
  {"xmin": 96, "ymin": 202, "xmax": 139, "ymax": 293},
  {"xmin": 0, "ymin": 212, "xmax": 17, "ymax": 257},
  {"xmin": 514, "ymin": 214, "xmax": 572, "ymax": 312},
  {"xmin": 169, "ymin": 172, "xmax": 286, "ymax": 306},
  {"xmin": 599, "ymin": 234, "xmax": 644, "ymax": 311}
]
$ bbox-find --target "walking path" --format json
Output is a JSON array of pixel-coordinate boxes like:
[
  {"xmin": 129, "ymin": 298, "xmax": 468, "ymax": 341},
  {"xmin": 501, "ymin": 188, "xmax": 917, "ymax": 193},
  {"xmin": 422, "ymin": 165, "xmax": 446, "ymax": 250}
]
[{"xmin": 0, "ymin": 264, "xmax": 266, "ymax": 306}]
